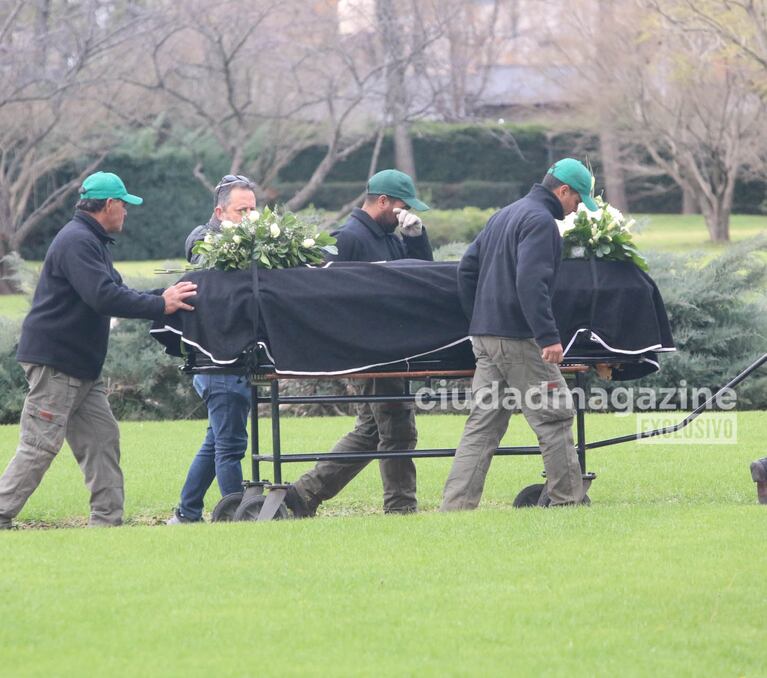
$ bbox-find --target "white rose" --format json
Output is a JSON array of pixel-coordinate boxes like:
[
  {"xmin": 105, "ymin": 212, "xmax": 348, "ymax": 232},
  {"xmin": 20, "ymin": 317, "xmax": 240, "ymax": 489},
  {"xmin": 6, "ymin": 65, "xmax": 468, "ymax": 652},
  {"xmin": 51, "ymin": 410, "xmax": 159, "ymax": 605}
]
[
  {"xmin": 556, "ymin": 213, "xmax": 576, "ymax": 236},
  {"xmin": 270, "ymin": 224, "xmax": 281, "ymax": 238},
  {"xmin": 606, "ymin": 205, "xmax": 624, "ymax": 223},
  {"xmin": 204, "ymin": 233, "xmax": 215, "ymax": 244},
  {"xmin": 221, "ymin": 220, "xmax": 235, "ymax": 230},
  {"xmin": 302, "ymin": 237, "xmax": 316, "ymax": 248},
  {"xmin": 248, "ymin": 210, "xmax": 260, "ymax": 222},
  {"xmin": 625, "ymin": 218, "xmax": 636, "ymax": 232},
  {"xmin": 232, "ymin": 235, "xmax": 242, "ymax": 244}
]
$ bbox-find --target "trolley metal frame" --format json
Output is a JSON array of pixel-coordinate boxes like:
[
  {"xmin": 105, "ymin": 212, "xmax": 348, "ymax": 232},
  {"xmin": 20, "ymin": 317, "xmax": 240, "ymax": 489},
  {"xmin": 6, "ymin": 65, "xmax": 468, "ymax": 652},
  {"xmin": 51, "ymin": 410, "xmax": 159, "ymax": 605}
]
[{"xmin": 184, "ymin": 352, "xmax": 767, "ymax": 521}]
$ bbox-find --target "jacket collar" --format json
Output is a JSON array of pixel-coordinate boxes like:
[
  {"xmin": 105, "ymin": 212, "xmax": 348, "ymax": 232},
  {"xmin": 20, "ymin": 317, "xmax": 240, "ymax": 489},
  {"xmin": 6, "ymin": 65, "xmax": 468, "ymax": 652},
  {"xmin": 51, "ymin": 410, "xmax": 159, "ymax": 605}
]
[
  {"xmin": 74, "ymin": 210, "xmax": 115, "ymax": 244},
  {"xmin": 528, "ymin": 184, "xmax": 565, "ymax": 221},
  {"xmin": 350, "ymin": 207, "xmax": 388, "ymax": 239}
]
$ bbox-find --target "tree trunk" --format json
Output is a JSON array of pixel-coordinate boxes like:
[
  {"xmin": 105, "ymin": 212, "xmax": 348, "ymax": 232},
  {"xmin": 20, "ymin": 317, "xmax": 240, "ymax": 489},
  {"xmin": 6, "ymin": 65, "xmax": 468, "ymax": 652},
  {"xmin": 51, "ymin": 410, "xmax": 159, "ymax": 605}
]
[
  {"xmin": 0, "ymin": 238, "xmax": 20, "ymax": 295},
  {"xmin": 598, "ymin": 126, "xmax": 627, "ymax": 211},
  {"xmin": 700, "ymin": 196, "xmax": 731, "ymax": 242},
  {"xmin": 681, "ymin": 185, "xmax": 698, "ymax": 214},
  {"xmin": 376, "ymin": 0, "xmax": 416, "ymax": 178},
  {"xmin": 393, "ymin": 121, "xmax": 417, "ymax": 179}
]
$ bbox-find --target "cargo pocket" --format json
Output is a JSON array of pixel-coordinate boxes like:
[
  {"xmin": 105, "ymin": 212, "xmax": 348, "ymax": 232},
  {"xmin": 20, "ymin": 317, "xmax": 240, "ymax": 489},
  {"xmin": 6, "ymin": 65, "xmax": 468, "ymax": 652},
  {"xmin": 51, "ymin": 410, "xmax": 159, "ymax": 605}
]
[
  {"xmin": 520, "ymin": 358, "xmax": 575, "ymax": 424},
  {"xmin": 20, "ymin": 405, "xmax": 68, "ymax": 455}
]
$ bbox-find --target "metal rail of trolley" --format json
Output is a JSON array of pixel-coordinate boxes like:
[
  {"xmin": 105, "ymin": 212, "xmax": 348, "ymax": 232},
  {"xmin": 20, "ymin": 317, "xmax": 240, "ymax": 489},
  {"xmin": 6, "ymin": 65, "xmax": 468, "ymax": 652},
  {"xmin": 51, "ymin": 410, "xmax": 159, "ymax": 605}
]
[{"xmin": 183, "ymin": 351, "xmax": 767, "ymax": 520}]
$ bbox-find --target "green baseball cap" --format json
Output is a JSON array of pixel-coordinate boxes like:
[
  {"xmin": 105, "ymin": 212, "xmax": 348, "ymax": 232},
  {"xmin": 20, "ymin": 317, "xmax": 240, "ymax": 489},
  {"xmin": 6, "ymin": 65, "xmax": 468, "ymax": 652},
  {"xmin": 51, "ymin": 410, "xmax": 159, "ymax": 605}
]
[
  {"xmin": 367, "ymin": 169, "xmax": 430, "ymax": 211},
  {"xmin": 79, "ymin": 171, "xmax": 143, "ymax": 205},
  {"xmin": 547, "ymin": 158, "xmax": 597, "ymax": 211}
]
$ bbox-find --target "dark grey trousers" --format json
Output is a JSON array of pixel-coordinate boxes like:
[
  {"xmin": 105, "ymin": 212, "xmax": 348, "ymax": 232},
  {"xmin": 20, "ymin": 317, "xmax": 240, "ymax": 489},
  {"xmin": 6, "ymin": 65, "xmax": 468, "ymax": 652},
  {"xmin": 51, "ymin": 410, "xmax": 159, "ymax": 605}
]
[
  {"xmin": 441, "ymin": 337, "xmax": 583, "ymax": 510},
  {"xmin": 293, "ymin": 378, "xmax": 418, "ymax": 513},
  {"xmin": 0, "ymin": 363, "xmax": 123, "ymax": 527}
]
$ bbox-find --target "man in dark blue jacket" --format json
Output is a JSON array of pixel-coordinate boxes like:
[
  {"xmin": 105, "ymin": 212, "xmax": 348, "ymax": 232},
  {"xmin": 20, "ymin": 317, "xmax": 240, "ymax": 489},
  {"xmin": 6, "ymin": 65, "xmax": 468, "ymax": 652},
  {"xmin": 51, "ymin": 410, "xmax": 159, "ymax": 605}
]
[
  {"xmin": 0, "ymin": 172, "xmax": 196, "ymax": 529},
  {"xmin": 286, "ymin": 170, "xmax": 431, "ymax": 516},
  {"xmin": 441, "ymin": 159, "xmax": 597, "ymax": 510}
]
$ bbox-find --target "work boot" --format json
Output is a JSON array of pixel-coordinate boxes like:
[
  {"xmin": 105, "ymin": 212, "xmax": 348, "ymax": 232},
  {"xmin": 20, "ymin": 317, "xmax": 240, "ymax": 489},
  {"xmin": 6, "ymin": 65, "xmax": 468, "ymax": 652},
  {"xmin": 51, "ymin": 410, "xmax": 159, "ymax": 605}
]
[
  {"xmin": 750, "ymin": 457, "xmax": 767, "ymax": 505},
  {"xmin": 383, "ymin": 506, "xmax": 417, "ymax": 515},
  {"xmin": 284, "ymin": 485, "xmax": 316, "ymax": 518}
]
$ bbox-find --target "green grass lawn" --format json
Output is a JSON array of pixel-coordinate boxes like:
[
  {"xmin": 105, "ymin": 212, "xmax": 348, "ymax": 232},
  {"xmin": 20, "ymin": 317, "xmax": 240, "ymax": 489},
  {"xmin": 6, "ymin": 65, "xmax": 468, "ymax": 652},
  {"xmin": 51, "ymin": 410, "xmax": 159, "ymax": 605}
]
[
  {"xmin": 0, "ymin": 260, "xmax": 187, "ymax": 318},
  {"xmin": 0, "ymin": 293, "xmax": 32, "ymax": 319},
  {"xmin": 0, "ymin": 413, "xmax": 764, "ymax": 676},
  {"xmin": 632, "ymin": 213, "xmax": 767, "ymax": 252}
]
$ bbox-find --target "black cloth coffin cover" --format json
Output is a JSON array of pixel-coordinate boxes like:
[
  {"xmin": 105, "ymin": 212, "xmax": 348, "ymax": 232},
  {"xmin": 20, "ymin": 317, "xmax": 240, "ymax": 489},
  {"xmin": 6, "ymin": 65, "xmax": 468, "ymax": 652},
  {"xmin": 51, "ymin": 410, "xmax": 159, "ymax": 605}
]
[{"xmin": 150, "ymin": 258, "xmax": 675, "ymax": 380}]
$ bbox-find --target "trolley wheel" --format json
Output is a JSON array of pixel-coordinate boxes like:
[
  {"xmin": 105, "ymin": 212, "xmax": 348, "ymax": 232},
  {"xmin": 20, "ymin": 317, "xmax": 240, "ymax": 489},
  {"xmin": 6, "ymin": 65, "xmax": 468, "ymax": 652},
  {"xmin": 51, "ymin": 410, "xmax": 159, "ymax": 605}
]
[
  {"xmin": 233, "ymin": 494, "xmax": 289, "ymax": 521},
  {"xmin": 513, "ymin": 483, "xmax": 545, "ymax": 508},
  {"xmin": 211, "ymin": 492, "xmax": 244, "ymax": 522}
]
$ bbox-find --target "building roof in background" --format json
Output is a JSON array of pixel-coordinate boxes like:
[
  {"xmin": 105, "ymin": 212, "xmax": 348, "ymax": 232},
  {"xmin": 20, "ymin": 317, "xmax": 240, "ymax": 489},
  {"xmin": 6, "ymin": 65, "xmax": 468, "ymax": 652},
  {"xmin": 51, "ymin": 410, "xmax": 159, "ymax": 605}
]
[{"xmin": 477, "ymin": 64, "xmax": 577, "ymax": 107}]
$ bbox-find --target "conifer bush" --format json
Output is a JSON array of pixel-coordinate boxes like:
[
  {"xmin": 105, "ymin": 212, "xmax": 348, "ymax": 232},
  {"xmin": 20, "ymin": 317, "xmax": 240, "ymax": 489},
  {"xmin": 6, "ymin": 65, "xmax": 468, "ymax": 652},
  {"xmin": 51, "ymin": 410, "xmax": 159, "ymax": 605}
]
[{"xmin": 0, "ymin": 241, "xmax": 765, "ymax": 423}]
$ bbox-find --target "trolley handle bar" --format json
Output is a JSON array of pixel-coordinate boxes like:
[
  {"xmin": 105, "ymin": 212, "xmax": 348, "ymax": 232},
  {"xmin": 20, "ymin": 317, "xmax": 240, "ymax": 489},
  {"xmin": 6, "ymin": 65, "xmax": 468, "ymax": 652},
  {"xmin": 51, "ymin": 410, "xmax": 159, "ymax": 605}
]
[{"xmin": 587, "ymin": 352, "xmax": 767, "ymax": 450}]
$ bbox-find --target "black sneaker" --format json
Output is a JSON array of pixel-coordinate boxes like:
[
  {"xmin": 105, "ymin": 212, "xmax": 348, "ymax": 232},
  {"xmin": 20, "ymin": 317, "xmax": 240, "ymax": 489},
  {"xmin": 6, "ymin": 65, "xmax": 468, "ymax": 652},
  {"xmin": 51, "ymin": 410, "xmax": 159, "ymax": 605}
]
[
  {"xmin": 165, "ymin": 508, "xmax": 203, "ymax": 525},
  {"xmin": 284, "ymin": 486, "xmax": 316, "ymax": 518}
]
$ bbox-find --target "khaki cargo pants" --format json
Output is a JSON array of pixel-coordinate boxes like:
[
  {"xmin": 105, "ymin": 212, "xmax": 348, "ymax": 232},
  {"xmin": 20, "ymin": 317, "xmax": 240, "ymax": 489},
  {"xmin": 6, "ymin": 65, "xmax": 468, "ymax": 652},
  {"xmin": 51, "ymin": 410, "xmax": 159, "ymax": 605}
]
[
  {"xmin": 0, "ymin": 363, "xmax": 123, "ymax": 527},
  {"xmin": 293, "ymin": 378, "xmax": 418, "ymax": 513},
  {"xmin": 441, "ymin": 336, "xmax": 583, "ymax": 510}
]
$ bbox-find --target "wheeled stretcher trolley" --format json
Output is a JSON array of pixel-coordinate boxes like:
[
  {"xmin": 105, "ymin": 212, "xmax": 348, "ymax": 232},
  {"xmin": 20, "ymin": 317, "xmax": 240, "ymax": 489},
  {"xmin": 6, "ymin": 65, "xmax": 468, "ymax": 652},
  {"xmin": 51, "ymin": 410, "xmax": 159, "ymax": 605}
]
[
  {"xmin": 151, "ymin": 258, "xmax": 763, "ymax": 520},
  {"xmin": 176, "ymin": 350, "xmax": 766, "ymax": 521}
]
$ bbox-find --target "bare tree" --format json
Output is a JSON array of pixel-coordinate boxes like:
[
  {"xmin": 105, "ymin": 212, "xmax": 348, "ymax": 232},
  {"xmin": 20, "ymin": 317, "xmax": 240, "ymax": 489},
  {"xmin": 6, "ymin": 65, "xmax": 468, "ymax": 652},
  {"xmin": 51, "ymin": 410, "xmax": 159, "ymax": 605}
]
[
  {"xmin": 124, "ymin": 1, "xmax": 404, "ymax": 210},
  {"xmin": 376, "ymin": 0, "xmax": 418, "ymax": 178},
  {"xmin": 648, "ymin": 0, "xmax": 767, "ymax": 97},
  {"xmin": 550, "ymin": 0, "xmax": 766, "ymax": 241},
  {"xmin": 627, "ymin": 3, "xmax": 765, "ymax": 240},
  {"xmin": 0, "ymin": 0, "xmax": 144, "ymax": 292},
  {"xmin": 408, "ymin": 0, "xmax": 512, "ymax": 122}
]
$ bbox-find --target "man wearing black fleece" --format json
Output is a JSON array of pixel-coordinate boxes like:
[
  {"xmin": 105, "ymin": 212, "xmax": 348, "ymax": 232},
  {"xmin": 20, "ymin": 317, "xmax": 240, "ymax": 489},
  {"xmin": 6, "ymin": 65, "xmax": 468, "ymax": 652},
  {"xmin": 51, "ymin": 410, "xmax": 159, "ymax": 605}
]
[
  {"xmin": 441, "ymin": 159, "xmax": 598, "ymax": 510},
  {"xmin": 285, "ymin": 169, "xmax": 432, "ymax": 517},
  {"xmin": 0, "ymin": 172, "xmax": 196, "ymax": 529}
]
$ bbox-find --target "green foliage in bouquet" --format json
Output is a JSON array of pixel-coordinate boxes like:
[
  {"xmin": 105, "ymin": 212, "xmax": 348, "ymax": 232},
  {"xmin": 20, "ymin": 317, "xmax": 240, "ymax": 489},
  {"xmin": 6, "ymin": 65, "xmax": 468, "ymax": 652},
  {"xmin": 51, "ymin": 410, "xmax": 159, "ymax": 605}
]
[
  {"xmin": 558, "ymin": 196, "xmax": 648, "ymax": 271},
  {"xmin": 192, "ymin": 206, "xmax": 337, "ymax": 271}
]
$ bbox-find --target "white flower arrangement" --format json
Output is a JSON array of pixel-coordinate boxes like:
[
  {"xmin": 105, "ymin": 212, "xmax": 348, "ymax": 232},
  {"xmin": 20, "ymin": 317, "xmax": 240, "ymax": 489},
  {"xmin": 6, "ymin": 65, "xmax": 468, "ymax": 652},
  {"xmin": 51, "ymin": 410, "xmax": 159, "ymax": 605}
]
[
  {"xmin": 556, "ymin": 196, "xmax": 647, "ymax": 271},
  {"xmin": 192, "ymin": 206, "xmax": 337, "ymax": 271}
]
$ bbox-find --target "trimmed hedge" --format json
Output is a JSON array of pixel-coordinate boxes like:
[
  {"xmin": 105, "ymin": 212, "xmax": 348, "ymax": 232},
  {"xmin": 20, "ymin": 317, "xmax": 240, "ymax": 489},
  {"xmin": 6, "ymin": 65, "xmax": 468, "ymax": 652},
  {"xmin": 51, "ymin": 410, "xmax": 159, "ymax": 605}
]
[
  {"xmin": 278, "ymin": 123, "xmax": 552, "ymax": 184},
  {"xmin": 18, "ymin": 123, "xmax": 766, "ymax": 261},
  {"xmin": 21, "ymin": 153, "xmax": 214, "ymax": 262}
]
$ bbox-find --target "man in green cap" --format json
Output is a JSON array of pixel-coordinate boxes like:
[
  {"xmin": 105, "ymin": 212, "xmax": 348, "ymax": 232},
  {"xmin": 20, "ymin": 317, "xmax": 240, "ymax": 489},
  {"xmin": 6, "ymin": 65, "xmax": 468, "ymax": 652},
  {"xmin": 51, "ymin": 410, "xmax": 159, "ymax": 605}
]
[
  {"xmin": 285, "ymin": 169, "xmax": 432, "ymax": 517},
  {"xmin": 440, "ymin": 158, "xmax": 596, "ymax": 511},
  {"xmin": 0, "ymin": 172, "xmax": 197, "ymax": 529}
]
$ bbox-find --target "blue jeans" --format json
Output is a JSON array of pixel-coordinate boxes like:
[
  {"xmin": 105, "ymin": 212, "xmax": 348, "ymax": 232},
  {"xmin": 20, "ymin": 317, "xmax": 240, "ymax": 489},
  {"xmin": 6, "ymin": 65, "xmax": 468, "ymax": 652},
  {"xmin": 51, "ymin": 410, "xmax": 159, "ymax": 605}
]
[{"xmin": 178, "ymin": 374, "xmax": 251, "ymax": 521}]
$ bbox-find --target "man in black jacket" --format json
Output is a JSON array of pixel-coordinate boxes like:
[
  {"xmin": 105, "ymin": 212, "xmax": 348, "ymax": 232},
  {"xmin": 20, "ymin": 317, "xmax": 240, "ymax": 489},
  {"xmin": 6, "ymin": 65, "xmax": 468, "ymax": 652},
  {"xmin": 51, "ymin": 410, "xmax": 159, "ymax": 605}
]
[
  {"xmin": 441, "ymin": 159, "xmax": 597, "ymax": 510},
  {"xmin": 0, "ymin": 172, "xmax": 196, "ymax": 529},
  {"xmin": 286, "ymin": 169, "xmax": 431, "ymax": 516}
]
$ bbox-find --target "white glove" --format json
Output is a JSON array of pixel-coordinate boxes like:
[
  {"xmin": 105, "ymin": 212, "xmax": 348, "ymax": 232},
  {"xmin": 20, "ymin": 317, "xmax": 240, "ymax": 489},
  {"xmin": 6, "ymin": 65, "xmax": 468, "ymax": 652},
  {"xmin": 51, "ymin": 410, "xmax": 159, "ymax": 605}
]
[{"xmin": 393, "ymin": 208, "xmax": 423, "ymax": 237}]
